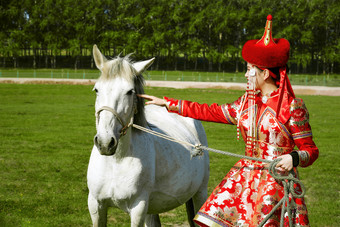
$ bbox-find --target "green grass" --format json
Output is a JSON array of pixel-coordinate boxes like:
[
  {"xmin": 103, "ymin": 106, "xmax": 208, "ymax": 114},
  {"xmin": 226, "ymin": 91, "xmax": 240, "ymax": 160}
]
[
  {"xmin": 1, "ymin": 68, "xmax": 340, "ymax": 86},
  {"xmin": 0, "ymin": 84, "xmax": 339, "ymax": 226}
]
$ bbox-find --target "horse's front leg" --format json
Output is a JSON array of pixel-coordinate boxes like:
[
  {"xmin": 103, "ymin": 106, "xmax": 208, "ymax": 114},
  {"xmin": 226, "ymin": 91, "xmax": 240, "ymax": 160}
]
[
  {"xmin": 129, "ymin": 194, "xmax": 149, "ymax": 227},
  {"xmin": 88, "ymin": 193, "xmax": 108, "ymax": 227},
  {"xmin": 145, "ymin": 214, "xmax": 161, "ymax": 227}
]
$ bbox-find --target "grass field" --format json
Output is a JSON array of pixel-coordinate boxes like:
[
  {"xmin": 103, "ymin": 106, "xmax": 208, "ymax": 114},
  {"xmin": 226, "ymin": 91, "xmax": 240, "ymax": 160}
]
[
  {"xmin": 1, "ymin": 68, "xmax": 340, "ymax": 87},
  {"xmin": 0, "ymin": 83, "xmax": 339, "ymax": 226}
]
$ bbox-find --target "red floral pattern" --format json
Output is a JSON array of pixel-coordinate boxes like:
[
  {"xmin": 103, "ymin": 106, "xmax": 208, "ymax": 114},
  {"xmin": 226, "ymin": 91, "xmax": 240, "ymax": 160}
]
[{"xmin": 164, "ymin": 92, "xmax": 318, "ymax": 226}]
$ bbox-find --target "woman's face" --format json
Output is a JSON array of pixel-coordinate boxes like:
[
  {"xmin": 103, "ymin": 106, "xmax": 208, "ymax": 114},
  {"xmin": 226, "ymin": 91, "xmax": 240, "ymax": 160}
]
[{"xmin": 245, "ymin": 62, "xmax": 265, "ymax": 90}]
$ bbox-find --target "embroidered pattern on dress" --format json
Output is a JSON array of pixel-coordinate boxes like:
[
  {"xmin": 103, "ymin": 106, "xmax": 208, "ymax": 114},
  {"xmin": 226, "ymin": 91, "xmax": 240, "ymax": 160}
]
[
  {"xmin": 289, "ymin": 98, "xmax": 313, "ymax": 143},
  {"xmin": 178, "ymin": 100, "xmax": 183, "ymax": 114},
  {"xmin": 195, "ymin": 211, "xmax": 230, "ymax": 227},
  {"xmin": 221, "ymin": 94, "xmax": 245, "ymax": 125},
  {"xmin": 289, "ymin": 98, "xmax": 309, "ymax": 127},
  {"xmin": 297, "ymin": 150, "xmax": 310, "ymax": 167},
  {"xmin": 165, "ymin": 98, "xmax": 179, "ymax": 112},
  {"xmin": 221, "ymin": 104, "xmax": 236, "ymax": 125},
  {"xmin": 257, "ymin": 107, "xmax": 292, "ymax": 142},
  {"xmin": 194, "ymin": 96, "xmax": 313, "ymax": 227},
  {"xmin": 278, "ymin": 121, "xmax": 293, "ymax": 140},
  {"xmin": 231, "ymin": 100, "xmax": 241, "ymax": 113},
  {"xmin": 292, "ymin": 131, "xmax": 313, "ymax": 140}
]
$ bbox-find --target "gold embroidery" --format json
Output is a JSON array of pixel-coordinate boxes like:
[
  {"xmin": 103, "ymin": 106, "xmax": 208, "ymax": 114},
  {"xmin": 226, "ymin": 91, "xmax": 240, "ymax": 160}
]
[
  {"xmin": 297, "ymin": 150, "xmax": 310, "ymax": 167},
  {"xmin": 292, "ymin": 131, "xmax": 312, "ymax": 140},
  {"xmin": 221, "ymin": 104, "xmax": 237, "ymax": 125},
  {"xmin": 165, "ymin": 100, "xmax": 179, "ymax": 112},
  {"xmin": 257, "ymin": 107, "xmax": 292, "ymax": 141},
  {"xmin": 194, "ymin": 214, "xmax": 224, "ymax": 227}
]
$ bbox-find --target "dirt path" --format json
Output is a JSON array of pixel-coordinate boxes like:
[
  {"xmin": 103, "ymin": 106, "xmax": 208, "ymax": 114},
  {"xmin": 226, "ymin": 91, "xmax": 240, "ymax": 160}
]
[{"xmin": 1, "ymin": 77, "xmax": 339, "ymax": 96}]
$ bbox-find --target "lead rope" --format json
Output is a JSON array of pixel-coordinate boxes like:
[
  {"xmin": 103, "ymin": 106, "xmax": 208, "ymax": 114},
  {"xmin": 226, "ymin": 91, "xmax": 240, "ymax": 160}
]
[
  {"xmin": 97, "ymin": 105, "xmax": 303, "ymax": 226},
  {"xmin": 131, "ymin": 123, "xmax": 305, "ymax": 227}
]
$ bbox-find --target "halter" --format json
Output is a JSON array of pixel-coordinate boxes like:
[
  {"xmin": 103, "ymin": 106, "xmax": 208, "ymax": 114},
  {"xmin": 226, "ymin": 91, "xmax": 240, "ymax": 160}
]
[{"xmin": 96, "ymin": 106, "xmax": 135, "ymax": 137}]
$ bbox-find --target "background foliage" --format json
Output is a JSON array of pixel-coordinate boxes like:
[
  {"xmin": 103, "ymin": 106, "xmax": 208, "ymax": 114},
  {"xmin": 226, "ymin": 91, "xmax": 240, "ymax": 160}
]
[{"xmin": 1, "ymin": 0, "xmax": 339, "ymax": 73}]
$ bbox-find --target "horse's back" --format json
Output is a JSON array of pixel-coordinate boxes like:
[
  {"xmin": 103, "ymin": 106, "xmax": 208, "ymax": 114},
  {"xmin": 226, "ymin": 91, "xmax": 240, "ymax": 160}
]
[{"xmin": 144, "ymin": 105, "xmax": 208, "ymax": 147}]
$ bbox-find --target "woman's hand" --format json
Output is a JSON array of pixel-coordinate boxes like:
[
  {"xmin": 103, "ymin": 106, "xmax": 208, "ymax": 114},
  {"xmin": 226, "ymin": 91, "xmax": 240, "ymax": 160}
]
[
  {"xmin": 137, "ymin": 94, "xmax": 166, "ymax": 106},
  {"xmin": 276, "ymin": 154, "xmax": 293, "ymax": 172}
]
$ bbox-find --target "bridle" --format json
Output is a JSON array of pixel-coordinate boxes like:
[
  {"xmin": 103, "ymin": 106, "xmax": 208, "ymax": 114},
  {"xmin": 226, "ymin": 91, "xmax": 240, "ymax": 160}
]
[{"xmin": 95, "ymin": 105, "xmax": 136, "ymax": 137}]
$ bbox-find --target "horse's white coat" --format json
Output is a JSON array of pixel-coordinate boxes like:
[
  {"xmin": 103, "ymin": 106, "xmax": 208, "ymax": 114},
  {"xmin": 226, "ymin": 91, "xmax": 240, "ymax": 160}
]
[{"xmin": 87, "ymin": 45, "xmax": 209, "ymax": 227}]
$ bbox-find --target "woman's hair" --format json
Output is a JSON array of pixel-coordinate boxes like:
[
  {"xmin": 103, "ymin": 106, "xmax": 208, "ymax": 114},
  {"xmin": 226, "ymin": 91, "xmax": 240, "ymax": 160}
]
[
  {"xmin": 257, "ymin": 65, "xmax": 289, "ymax": 86},
  {"xmin": 267, "ymin": 67, "xmax": 281, "ymax": 79}
]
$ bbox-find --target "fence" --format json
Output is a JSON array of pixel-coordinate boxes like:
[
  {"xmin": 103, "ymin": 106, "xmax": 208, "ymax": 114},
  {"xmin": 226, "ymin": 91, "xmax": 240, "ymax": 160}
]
[{"xmin": 0, "ymin": 69, "xmax": 339, "ymax": 87}]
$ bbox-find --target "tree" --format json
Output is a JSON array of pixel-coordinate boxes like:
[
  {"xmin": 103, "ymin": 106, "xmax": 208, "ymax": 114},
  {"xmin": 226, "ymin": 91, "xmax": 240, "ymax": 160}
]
[
  {"xmin": 1, "ymin": 0, "xmax": 28, "ymax": 67},
  {"xmin": 0, "ymin": 0, "xmax": 339, "ymax": 73}
]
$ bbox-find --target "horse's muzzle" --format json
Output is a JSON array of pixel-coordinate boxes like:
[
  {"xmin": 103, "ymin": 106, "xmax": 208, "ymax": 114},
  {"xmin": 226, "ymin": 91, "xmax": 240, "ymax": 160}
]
[{"xmin": 94, "ymin": 135, "xmax": 118, "ymax": 156}]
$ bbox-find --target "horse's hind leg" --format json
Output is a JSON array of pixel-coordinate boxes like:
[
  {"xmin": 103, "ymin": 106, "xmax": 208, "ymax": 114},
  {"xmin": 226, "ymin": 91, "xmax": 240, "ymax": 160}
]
[
  {"xmin": 145, "ymin": 214, "xmax": 161, "ymax": 227},
  {"xmin": 189, "ymin": 186, "xmax": 208, "ymax": 226},
  {"xmin": 88, "ymin": 193, "xmax": 108, "ymax": 227},
  {"xmin": 185, "ymin": 198, "xmax": 196, "ymax": 227},
  {"xmin": 192, "ymin": 187, "xmax": 207, "ymax": 214}
]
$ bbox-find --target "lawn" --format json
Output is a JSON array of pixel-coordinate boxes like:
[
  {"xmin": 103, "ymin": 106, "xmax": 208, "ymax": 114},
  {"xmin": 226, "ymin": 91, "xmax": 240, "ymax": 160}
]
[{"xmin": 0, "ymin": 83, "xmax": 339, "ymax": 226}]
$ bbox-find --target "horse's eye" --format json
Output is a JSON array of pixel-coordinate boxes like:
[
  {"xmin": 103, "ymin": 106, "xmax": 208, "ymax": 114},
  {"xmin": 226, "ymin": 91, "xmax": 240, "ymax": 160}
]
[
  {"xmin": 126, "ymin": 89, "xmax": 135, "ymax": 95},
  {"xmin": 93, "ymin": 88, "xmax": 98, "ymax": 93}
]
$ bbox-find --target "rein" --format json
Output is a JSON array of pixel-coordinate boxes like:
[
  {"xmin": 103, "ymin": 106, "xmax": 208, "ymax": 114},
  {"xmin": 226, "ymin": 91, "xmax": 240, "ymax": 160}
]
[
  {"xmin": 95, "ymin": 105, "xmax": 304, "ymax": 227},
  {"xmin": 131, "ymin": 123, "xmax": 305, "ymax": 227}
]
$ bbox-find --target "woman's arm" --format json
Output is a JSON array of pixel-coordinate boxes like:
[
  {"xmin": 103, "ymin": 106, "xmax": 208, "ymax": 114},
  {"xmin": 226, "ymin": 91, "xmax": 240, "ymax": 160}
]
[
  {"xmin": 276, "ymin": 98, "xmax": 319, "ymax": 171},
  {"xmin": 288, "ymin": 98, "xmax": 319, "ymax": 167},
  {"xmin": 138, "ymin": 94, "xmax": 243, "ymax": 124}
]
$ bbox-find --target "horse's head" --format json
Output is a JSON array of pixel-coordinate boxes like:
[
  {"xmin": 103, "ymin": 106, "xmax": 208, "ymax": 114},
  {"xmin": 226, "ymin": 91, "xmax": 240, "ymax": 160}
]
[{"xmin": 92, "ymin": 45, "xmax": 154, "ymax": 156}]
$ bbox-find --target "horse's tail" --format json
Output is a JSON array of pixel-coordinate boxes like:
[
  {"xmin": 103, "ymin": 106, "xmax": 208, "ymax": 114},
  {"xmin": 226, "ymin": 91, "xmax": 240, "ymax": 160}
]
[{"xmin": 185, "ymin": 198, "xmax": 196, "ymax": 227}]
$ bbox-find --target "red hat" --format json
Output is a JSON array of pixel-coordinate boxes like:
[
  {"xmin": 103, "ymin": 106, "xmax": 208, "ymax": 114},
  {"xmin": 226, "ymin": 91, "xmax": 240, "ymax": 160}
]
[
  {"xmin": 242, "ymin": 15, "xmax": 295, "ymax": 125},
  {"xmin": 242, "ymin": 15, "xmax": 290, "ymax": 68}
]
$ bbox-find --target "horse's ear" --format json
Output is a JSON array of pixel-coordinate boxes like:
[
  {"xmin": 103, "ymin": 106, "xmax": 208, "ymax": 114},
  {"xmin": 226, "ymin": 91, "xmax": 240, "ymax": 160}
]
[
  {"xmin": 132, "ymin": 58, "xmax": 155, "ymax": 75},
  {"xmin": 93, "ymin": 44, "xmax": 107, "ymax": 72}
]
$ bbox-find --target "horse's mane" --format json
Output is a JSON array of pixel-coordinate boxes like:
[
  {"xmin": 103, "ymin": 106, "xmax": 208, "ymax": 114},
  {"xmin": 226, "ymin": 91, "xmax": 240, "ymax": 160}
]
[{"xmin": 99, "ymin": 55, "xmax": 147, "ymax": 127}]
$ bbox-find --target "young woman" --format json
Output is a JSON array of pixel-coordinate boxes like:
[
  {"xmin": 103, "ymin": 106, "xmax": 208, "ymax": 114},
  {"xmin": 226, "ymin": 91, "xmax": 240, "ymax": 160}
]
[{"xmin": 139, "ymin": 15, "xmax": 318, "ymax": 227}]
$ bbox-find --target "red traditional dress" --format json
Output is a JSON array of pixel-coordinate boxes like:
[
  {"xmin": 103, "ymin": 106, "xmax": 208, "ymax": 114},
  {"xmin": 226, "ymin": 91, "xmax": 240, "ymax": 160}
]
[
  {"xmin": 163, "ymin": 88, "xmax": 318, "ymax": 226},
  {"xmin": 157, "ymin": 14, "xmax": 319, "ymax": 226}
]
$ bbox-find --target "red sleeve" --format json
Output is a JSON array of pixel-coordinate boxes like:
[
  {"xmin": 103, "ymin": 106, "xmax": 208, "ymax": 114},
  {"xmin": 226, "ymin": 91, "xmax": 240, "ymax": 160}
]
[
  {"xmin": 289, "ymin": 98, "xmax": 319, "ymax": 167},
  {"xmin": 163, "ymin": 95, "xmax": 244, "ymax": 125}
]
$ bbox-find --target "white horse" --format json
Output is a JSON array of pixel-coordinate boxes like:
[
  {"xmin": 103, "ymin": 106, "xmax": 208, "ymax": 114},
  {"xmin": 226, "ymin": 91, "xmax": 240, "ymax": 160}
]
[{"xmin": 87, "ymin": 45, "xmax": 210, "ymax": 227}]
